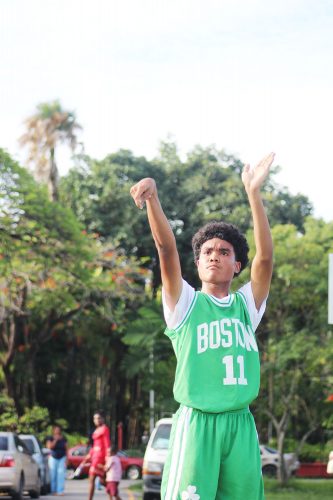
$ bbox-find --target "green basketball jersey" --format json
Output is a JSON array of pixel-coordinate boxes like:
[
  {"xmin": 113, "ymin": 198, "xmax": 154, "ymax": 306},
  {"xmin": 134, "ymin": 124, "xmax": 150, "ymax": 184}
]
[{"xmin": 165, "ymin": 290, "xmax": 260, "ymax": 413}]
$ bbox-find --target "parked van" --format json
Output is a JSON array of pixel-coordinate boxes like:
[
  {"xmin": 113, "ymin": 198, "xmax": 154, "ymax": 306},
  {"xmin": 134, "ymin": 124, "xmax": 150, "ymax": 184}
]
[{"xmin": 142, "ymin": 418, "xmax": 172, "ymax": 500}]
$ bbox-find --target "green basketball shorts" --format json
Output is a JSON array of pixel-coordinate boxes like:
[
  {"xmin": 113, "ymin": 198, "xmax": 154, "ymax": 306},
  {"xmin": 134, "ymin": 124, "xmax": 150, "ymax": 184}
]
[{"xmin": 161, "ymin": 405, "xmax": 264, "ymax": 500}]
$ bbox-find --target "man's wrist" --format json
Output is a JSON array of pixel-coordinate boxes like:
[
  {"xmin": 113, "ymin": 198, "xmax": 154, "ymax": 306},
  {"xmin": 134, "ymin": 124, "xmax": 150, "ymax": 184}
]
[
  {"xmin": 147, "ymin": 189, "xmax": 159, "ymax": 202},
  {"xmin": 246, "ymin": 187, "xmax": 262, "ymax": 199}
]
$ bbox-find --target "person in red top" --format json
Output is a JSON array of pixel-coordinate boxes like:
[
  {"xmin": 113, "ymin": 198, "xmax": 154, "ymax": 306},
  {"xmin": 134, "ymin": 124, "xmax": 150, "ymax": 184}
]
[{"xmin": 81, "ymin": 411, "xmax": 111, "ymax": 500}]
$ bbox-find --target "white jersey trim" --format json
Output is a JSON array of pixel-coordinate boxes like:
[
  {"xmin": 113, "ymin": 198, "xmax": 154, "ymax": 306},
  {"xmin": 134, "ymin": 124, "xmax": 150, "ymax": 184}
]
[{"xmin": 162, "ymin": 279, "xmax": 267, "ymax": 332}]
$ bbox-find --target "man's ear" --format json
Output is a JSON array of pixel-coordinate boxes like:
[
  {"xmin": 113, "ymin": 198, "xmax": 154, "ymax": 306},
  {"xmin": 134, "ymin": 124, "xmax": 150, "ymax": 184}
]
[{"xmin": 235, "ymin": 261, "xmax": 241, "ymax": 273}]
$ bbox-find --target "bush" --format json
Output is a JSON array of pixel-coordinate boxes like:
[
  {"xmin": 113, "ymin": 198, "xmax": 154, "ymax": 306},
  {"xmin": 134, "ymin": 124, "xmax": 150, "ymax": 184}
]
[
  {"xmin": 19, "ymin": 406, "xmax": 50, "ymax": 438},
  {"xmin": 298, "ymin": 443, "xmax": 328, "ymax": 463},
  {"xmin": 64, "ymin": 432, "xmax": 88, "ymax": 448},
  {"xmin": 267, "ymin": 436, "xmax": 332, "ymax": 463},
  {"xmin": 267, "ymin": 437, "xmax": 298, "ymax": 453},
  {"xmin": 0, "ymin": 394, "xmax": 19, "ymax": 431},
  {"xmin": 0, "ymin": 392, "xmax": 86, "ymax": 447}
]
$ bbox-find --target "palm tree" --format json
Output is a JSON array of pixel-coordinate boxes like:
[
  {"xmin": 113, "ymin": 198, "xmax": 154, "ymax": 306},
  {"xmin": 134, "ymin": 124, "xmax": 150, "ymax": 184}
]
[{"xmin": 19, "ymin": 100, "xmax": 82, "ymax": 201}]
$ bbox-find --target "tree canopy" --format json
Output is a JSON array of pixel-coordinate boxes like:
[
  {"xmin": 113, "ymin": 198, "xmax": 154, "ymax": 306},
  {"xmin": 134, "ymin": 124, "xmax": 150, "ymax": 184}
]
[{"xmin": 1, "ymin": 139, "xmax": 332, "ymax": 468}]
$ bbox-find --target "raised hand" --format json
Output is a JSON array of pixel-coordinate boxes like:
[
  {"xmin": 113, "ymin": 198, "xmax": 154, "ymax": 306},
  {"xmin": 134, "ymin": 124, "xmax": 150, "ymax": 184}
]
[
  {"xmin": 241, "ymin": 152, "xmax": 275, "ymax": 193},
  {"xmin": 130, "ymin": 177, "xmax": 157, "ymax": 209}
]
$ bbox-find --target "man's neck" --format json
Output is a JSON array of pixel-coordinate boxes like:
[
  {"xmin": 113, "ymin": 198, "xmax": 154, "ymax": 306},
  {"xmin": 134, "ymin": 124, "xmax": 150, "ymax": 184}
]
[{"xmin": 201, "ymin": 281, "xmax": 231, "ymax": 298}]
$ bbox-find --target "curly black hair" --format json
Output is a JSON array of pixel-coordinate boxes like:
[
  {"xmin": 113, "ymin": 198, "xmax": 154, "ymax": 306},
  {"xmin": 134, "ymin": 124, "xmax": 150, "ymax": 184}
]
[{"xmin": 191, "ymin": 221, "xmax": 249, "ymax": 276}]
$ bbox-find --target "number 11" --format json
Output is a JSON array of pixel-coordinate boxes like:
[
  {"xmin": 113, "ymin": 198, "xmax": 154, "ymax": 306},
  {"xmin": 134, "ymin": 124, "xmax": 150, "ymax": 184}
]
[{"xmin": 222, "ymin": 355, "xmax": 248, "ymax": 385}]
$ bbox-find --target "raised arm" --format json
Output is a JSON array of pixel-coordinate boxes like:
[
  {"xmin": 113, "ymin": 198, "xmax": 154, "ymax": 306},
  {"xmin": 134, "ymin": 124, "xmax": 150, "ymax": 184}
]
[
  {"xmin": 130, "ymin": 178, "xmax": 182, "ymax": 311},
  {"xmin": 241, "ymin": 153, "xmax": 274, "ymax": 310}
]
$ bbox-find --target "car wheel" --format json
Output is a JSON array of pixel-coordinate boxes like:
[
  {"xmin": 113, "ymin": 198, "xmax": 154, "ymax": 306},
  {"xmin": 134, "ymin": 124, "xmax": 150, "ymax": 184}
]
[
  {"xmin": 40, "ymin": 473, "xmax": 49, "ymax": 495},
  {"xmin": 29, "ymin": 473, "xmax": 41, "ymax": 498},
  {"xmin": 40, "ymin": 483, "xmax": 48, "ymax": 495},
  {"xmin": 262, "ymin": 464, "xmax": 277, "ymax": 477},
  {"xmin": 12, "ymin": 473, "xmax": 24, "ymax": 500},
  {"xmin": 143, "ymin": 494, "xmax": 160, "ymax": 500},
  {"xmin": 126, "ymin": 464, "xmax": 141, "ymax": 480}
]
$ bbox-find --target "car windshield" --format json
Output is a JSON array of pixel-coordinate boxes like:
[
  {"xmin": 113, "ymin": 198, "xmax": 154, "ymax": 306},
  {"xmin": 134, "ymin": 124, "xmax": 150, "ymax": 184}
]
[
  {"xmin": 21, "ymin": 438, "xmax": 35, "ymax": 454},
  {"xmin": 151, "ymin": 424, "xmax": 171, "ymax": 450},
  {"xmin": 0, "ymin": 436, "xmax": 8, "ymax": 450},
  {"xmin": 264, "ymin": 446, "xmax": 277, "ymax": 454}
]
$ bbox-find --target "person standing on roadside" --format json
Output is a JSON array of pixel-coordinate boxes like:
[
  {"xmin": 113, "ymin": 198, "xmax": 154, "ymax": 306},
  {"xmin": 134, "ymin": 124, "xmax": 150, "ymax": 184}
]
[{"xmin": 46, "ymin": 425, "xmax": 68, "ymax": 496}]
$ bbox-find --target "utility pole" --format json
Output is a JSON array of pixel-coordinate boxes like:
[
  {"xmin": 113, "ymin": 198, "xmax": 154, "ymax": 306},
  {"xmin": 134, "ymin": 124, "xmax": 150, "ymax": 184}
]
[{"xmin": 149, "ymin": 349, "xmax": 155, "ymax": 434}]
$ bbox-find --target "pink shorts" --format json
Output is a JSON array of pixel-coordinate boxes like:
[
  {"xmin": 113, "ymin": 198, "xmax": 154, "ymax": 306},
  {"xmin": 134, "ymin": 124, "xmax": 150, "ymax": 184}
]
[{"xmin": 106, "ymin": 481, "xmax": 119, "ymax": 495}]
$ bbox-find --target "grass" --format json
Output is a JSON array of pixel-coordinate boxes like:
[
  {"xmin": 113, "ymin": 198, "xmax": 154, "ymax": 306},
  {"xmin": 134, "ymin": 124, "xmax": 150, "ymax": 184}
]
[
  {"xmin": 129, "ymin": 478, "xmax": 333, "ymax": 499},
  {"xmin": 128, "ymin": 480, "xmax": 143, "ymax": 492},
  {"xmin": 264, "ymin": 478, "xmax": 333, "ymax": 499}
]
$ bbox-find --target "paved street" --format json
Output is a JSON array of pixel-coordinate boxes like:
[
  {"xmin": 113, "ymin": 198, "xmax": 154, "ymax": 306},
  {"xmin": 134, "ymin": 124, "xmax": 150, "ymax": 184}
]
[{"xmin": 0, "ymin": 478, "xmax": 143, "ymax": 500}]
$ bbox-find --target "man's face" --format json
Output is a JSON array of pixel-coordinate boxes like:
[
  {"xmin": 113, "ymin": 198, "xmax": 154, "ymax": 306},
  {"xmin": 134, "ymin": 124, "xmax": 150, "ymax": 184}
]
[{"xmin": 196, "ymin": 238, "xmax": 241, "ymax": 285}]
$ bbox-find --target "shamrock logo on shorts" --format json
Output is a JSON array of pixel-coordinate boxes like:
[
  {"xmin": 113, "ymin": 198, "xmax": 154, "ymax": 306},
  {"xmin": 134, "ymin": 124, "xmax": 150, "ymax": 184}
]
[{"xmin": 181, "ymin": 485, "xmax": 200, "ymax": 500}]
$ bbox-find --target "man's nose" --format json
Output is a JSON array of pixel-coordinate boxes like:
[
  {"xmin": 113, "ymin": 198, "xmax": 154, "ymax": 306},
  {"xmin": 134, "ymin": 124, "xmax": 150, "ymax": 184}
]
[{"xmin": 210, "ymin": 252, "xmax": 219, "ymax": 261}]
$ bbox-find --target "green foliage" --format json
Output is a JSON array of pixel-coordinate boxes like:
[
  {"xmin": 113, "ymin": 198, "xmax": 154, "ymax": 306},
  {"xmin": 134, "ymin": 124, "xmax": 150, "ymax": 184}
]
[
  {"xmin": 60, "ymin": 141, "xmax": 313, "ymax": 289},
  {"xmin": 18, "ymin": 406, "xmax": 50, "ymax": 435},
  {"xmin": 0, "ymin": 392, "xmax": 50, "ymax": 438},
  {"xmin": 0, "ymin": 150, "xmax": 148, "ymax": 431},
  {"xmin": 264, "ymin": 478, "xmax": 333, "ymax": 500},
  {"xmin": 297, "ymin": 443, "xmax": 330, "ymax": 463},
  {"xmin": 0, "ymin": 393, "xmax": 19, "ymax": 430},
  {"xmin": 65, "ymin": 432, "xmax": 88, "ymax": 448},
  {"xmin": 268, "ymin": 437, "xmax": 332, "ymax": 462},
  {"xmin": 254, "ymin": 218, "xmax": 333, "ymax": 462},
  {"xmin": 0, "ymin": 391, "xmax": 86, "ymax": 446},
  {"xmin": 1, "ymin": 141, "xmax": 328, "ymax": 450}
]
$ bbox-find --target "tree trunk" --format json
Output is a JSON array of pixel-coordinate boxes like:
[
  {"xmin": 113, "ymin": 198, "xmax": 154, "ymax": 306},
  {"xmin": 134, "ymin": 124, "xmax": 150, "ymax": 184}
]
[
  {"xmin": 277, "ymin": 427, "xmax": 289, "ymax": 485},
  {"xmin": 49, "ymin": 148, "xmax": 59, "ymax": 201},
  {"xmin": 1, "ymin": 318, "xmax": 22, "ymax": 415},
  {"xmin": 27, "ymin": 351, "xmax": 37, "ymax": 407},
  {"xmin": 268, "ymin": 370, "xmax": 274, "ymax": 441},
  {"xmin": 265, "ymin": 407, "xmax": 291, "ymax": 486}
]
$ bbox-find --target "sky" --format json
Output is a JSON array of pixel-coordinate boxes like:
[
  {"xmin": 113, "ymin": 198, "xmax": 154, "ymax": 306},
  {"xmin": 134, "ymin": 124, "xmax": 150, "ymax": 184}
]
[{"xmin": 1, "ymin": 0, "xmax": 333, "ymax": 221}]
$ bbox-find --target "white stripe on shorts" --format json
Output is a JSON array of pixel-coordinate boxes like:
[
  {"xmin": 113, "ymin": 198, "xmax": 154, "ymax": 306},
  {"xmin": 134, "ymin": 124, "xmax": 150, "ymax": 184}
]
[
  {"xmin": 165, "ymin": 406, "xmax": 192, "ymax": 500},
  {"xmin": 171, "ymin": 406, "xmax": 192, "ymax": 500}
]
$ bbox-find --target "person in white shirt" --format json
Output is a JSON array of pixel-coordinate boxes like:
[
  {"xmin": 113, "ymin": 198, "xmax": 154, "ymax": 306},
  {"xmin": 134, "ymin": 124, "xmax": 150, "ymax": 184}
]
[{"xmin": 104, "ymin": 446, "xmax": 122, "ymax": 500}]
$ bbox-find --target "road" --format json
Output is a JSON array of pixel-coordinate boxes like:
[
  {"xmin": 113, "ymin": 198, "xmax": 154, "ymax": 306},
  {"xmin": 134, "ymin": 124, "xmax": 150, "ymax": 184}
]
[{"xmin": 0, "ymin": 479, "xmax": 143, "ymax": 500}]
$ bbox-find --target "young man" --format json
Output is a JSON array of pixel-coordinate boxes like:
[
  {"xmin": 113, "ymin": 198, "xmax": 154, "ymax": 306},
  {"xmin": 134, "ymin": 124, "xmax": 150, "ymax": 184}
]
[{"xmin": 130, "ymin": 153, "xmax": 274, "ymax": 500}]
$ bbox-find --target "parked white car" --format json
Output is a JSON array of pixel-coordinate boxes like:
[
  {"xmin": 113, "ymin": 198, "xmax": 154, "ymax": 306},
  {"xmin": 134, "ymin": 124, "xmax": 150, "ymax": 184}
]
[
  {"xmin": 260, "ymin": 445, "xmax": 299, "ymax": 477},
  {"xmin": 0, "ymin": 431, "xmax": 41, "ymax": 499},
  {"xmin": 19, "ymin": 434, "xmax": 50, "ymax": 494}
]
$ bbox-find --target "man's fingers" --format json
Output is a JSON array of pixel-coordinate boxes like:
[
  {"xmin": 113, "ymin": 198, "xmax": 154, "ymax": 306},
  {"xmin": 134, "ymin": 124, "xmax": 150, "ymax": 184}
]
[
  {"xmin": 130, "ymin": 183, "xmax": 150, "ymax": 209},
  {"xmin": 256, "ymin": 152, "xmax": 275, "ymax": 173},
  {"xmin": 130, "ymin": 178, "xmax": 156, "ymax": 209},
  {"xmin": 260, "ymin": 152, "xmax": 275, "ymax": 167}
]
